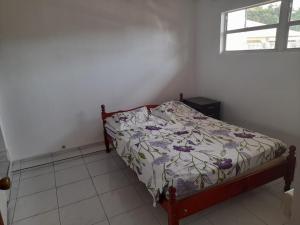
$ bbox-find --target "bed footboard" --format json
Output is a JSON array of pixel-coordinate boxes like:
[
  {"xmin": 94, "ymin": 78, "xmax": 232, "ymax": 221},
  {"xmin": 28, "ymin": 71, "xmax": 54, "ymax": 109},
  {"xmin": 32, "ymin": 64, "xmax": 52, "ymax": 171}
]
[{"xmin": 162, "ymin": 146, "xmax": 296, "ymax": 225}]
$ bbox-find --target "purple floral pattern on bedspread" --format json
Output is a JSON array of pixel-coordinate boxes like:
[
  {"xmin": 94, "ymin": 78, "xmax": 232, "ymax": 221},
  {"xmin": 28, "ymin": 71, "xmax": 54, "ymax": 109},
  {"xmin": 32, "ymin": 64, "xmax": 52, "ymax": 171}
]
[
  {"xmin": 173, "ymin": 145, "xmax": 194, "ymax": 152},
  {"xmin": 105, "ymin": 101, "xmax": 287, "ymax": 202}
]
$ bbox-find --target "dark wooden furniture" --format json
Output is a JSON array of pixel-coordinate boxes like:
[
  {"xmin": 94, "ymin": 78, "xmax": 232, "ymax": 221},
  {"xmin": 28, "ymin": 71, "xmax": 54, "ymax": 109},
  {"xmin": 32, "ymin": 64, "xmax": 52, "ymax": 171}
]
[
  {"xmin": 0, "ymin": 176, "xmax": 10, "ymax": 225},
  {"xmin": 0, "ymin": 214, "xmax": 3, "ymax": 225},
  {"xmin": 100, "ymin": 97, "xmax": 296, "ymax": 225},
  {"xmin": 0, "ymin": 177, "xmax": 10, "ymax": 191},
  {"xmin": 180, "ymin": 93, "xmax": 221, "ymax": 120}
]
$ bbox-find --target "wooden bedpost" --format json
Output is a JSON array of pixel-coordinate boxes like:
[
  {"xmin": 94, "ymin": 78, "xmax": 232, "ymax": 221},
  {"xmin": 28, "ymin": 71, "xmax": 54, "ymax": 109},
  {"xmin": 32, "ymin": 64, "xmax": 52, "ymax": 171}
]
[
  {"xmin": 179, "ymin": 93, "xmax": 183, "ymax": 102},
  {"xmin": 168, "ymin": 187, "xmax": 179, "ymax": 225},
  {"xmin": 284, "ymin": 146, "xmax": 296, "ymax": 191},
  {"xmin": 101, "ymin": 104, "xmax": 110, "ymax": 153}
]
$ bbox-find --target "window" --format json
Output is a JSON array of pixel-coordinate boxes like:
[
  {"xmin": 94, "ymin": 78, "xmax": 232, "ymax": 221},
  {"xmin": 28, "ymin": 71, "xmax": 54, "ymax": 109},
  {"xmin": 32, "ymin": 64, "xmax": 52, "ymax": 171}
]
[
  {"xmin": 221, "ymin": 0, "xmax": 300, "ymax": 52},
  {"xmin": 288, "ymin": 0, "xmax": 300, "ymax": 48}
]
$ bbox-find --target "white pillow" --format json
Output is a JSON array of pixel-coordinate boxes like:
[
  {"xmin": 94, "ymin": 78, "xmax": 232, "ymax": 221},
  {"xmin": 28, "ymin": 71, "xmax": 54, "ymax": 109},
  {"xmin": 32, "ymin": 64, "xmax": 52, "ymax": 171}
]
[
  {"xmin": 106, "ymin": 106, "xmax": 149, "ymax": 131},
  {"xmin": 151, "ymin": 101, "xmax": 198, "ymax": 122}
]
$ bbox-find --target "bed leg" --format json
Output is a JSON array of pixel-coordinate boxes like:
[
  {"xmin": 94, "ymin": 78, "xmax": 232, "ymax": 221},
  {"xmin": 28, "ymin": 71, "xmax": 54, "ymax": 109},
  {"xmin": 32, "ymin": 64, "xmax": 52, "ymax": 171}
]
[
  {"xmin": 104, "ymin": 133, "xmax": 110, "ymax": 153},
  {"xmin": 101, "ymin": 104, "xmax": 110, "ymax": 153},
  {"xmin": 179, "ymin": 93, "xmax": 183, "ymax": 102},
  {"xmin": 168, "ymin": 187, "xmax": 179, "ymax": 225},
  {"xmin": 284, "ymin": 146, "xmax": 296, "ymax": 192}
]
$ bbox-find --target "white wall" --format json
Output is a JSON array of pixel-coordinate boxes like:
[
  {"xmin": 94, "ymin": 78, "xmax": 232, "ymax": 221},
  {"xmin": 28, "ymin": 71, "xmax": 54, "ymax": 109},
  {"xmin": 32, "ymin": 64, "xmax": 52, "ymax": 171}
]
[
  {"xmin": 196, "ymin": 0, "xmax": 300, "ymax": 224},
  {"xmin": 0, "ymin": 0, "xmax": 197, "ymax": 160},
  {"xmin": 196, "ymin": 0, "xmax": 300, "ymax": 142}
]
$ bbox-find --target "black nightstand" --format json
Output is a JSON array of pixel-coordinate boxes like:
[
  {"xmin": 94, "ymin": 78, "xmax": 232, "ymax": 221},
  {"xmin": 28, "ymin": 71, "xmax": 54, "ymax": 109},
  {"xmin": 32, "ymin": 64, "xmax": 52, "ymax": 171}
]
[{"xmin": 181, "ymin": 94, "xmax": 221, "ymax": 120}]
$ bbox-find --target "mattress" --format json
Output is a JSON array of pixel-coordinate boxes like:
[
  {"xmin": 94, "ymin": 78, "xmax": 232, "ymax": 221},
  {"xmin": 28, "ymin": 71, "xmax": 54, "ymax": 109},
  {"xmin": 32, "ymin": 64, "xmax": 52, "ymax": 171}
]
[{"xmin": 105, "ymin": 112, "xmax": 287, "ymax": 202}]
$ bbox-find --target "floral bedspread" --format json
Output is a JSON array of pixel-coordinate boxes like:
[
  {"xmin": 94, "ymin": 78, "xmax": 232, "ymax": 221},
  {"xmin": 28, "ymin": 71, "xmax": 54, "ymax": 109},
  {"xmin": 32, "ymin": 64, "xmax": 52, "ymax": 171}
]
[{"xmin": 105, "ymin": 102, "xmax": 287, "ymax": 202}]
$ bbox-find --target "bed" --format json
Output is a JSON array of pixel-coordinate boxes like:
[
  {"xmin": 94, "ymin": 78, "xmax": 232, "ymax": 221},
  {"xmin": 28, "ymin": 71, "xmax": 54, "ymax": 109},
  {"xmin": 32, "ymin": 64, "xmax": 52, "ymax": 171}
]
[{"xmin": 100, "ymin": 95, "xmax": 296, "ymax": 225}]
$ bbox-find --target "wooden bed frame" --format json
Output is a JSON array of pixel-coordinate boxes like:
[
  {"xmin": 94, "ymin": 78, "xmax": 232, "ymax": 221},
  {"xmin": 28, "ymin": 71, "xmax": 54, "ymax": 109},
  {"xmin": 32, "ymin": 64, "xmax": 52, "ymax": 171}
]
[{"xmin": 100, "ymin": 97, "xmax": 296, "ymax": 225}]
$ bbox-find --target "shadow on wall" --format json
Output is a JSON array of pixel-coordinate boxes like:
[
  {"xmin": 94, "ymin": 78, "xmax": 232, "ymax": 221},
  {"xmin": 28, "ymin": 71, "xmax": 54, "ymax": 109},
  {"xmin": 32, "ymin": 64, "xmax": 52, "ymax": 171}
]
[{"xmin": 0, "ymin": 0, "xmax": 196, "ymax": 159}]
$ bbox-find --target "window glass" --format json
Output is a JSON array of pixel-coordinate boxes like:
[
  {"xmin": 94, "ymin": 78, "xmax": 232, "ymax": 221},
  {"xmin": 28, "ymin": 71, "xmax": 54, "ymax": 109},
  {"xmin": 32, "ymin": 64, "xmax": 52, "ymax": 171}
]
[
  {"xmin": 287, "ymin": 25, "xmax": 300, "ymax": 48},
  {"xmin": 226, "ymin": 28, "xmax": 277, "ymax": 51},
  {"xmin": 291, "ymin": 0, "xmax": 300, "ymax": 21},
  {"xmin": 227, "ymin": 1, "xmax": 281, "ymax": 31}
]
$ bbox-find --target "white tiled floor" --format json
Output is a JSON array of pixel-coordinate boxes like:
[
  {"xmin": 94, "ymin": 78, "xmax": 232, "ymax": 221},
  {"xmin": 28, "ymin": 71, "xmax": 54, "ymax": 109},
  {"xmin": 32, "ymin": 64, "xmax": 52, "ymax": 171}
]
[
  {"xmin": 55, "ymin": 164, "xmax": 90, "ymax": 187},
  {"xmin": 8, "ymin": 147, "xmax": 289, "ymax": 225}
]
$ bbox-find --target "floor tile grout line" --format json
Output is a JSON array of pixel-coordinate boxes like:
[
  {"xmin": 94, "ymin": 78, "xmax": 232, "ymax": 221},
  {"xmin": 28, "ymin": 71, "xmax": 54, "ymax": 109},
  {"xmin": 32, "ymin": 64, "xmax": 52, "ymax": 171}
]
[
  {"xmin": 12, "ymin": 164, "xmax": 58, "ymax": 224},
  {"xmin": 16, "ymin": 166, "xmax": 55, "ymax": 199},
  {"xmin": 58, "ymin": 194, "xmax": 99, "ymax": 209},
  {"xmin": 11, "ymin": 147, "xmax": 285, "ymax": 225},
  {"xmin": 12, "ymin": 162, "xmax": 56, "ymax": 223},
  {"xmin": 21, "ymin": 152, "xmax": 53, "ymax": 162},
  {"xmin": 22, "ymin": 161, "xmax": 278, "ymax": 221},
  {"xmin": 53, "ymin": 160, "xmax": 85, "ymax": 172},
  {"xmin": 53, "ymin": 160, "xmax": 63, "ymax": 225},
  {"xmin": 20, "ymin": 170, "xmax": 54, "ymax": 181},
  {"xmin": 243, "ymin": 186, "xmax": 285, "ymax": 225},
  {"xmin": 13, "ymin": 147, "xmax": 106, "ymax": 173},
  {"xmin": 8, "ymin": 201, "xmax": 16, "ymax": 225},
  {"xmin": 8, "ymin": 148, "xmax": 110, "ymax": 224},
  {"xmin": 85, "ymin": 157, "xmax": 112, "ymax": 225},
  {"xmin": 84, "ymin": 165, "xmax": 151, "ymax": 222},
  {"xmin": 55, "ymin": 175, "xmax": 91, "ymax": 188},
  {"xmin": 13, "ymin": 149, "xmax": 114, "ymax": 180},
  {"xmin": 11, "ymin": 149, "xmax": 233, "ymax": 222},
  {"xmin": 12, "ymin": 207, "xmax": 59, "ymax": 224},
  {"xmin": 9, "ymin": 172, "xmax": 20, "ymax": 201},
  {"xmin": 12, "ymin": 187, "xmax": 149, "ymax": 225},
  {"xmin": 18, "ymin": 156, "xmax": 79, "ymax": 172},
  {"xmin": 14, "ymin": 189, "xmax": 99, "ymax": 217},
  {"xmin": 17, "ymin": 165, "xmax": 124, "ymax": 201},
  {"xmin": 12, "ymin": 151, "xmax": 230, "ymax": 225},
  {"xmin": 20, "ymin": 160, "xmax": 53, "ymax": 171},
  {"xmin": 106, "ymin": 202, "xmax": 154, "ymax": 222},
  {"xmin": 83, "ymin": 151, "xmax": 152, "ymax": 221},
  {"xmin": 18, "ymin": 151, "xmax": 109, "ymax": 182},
  {"xmin": 96, "ymin": 181, "xmax": 134, "ymax": 196},
  {"xmin": 54, "ymin": 153, "xmax": 113, "ymax": 224},
  {"xmin": 91, "ymin": 167, "xmax": 130, "ymax": 179},
  {"xmin": 86, "ymin": 166, "xmax": 123, "ymax": 178},
  {"xmin": 14, "ymin": 152, "xmax": 210, "ymax": 225},
  {"xmin": 192, "ymin": 199, "xmax": 266, "ymax": 225},
  {"xmin": 9, "ymin": 171, "xmax": 21, "ymax": 225},
  {"xmin": 91, "ymin": 219, "xmax": 109, "ymax": 225},
  {"xmin": 240, "ymin": 202, "xmax": 270, "ymax": 225},
  {"xmin": 55, "ymin": 167, "xmax": 91, "ymax": 188},
  {"xmin": 16, "ymin": 186, "xmax": 55, "ymax": 200},
  {"xmin": 11, "ymin": 143, "xmax": 103, "ymax": 167}
]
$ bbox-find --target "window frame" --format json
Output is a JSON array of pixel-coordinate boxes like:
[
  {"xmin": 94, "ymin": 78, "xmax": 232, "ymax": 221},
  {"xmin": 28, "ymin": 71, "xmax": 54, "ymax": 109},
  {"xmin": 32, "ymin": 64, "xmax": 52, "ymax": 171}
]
[
  {"xmin": 286, "ymin": 0, "xmax": 300, "ymax": 50},
  {"xmin": 220, "ymin": 0, "xmax": 300, "ymax": 53}
]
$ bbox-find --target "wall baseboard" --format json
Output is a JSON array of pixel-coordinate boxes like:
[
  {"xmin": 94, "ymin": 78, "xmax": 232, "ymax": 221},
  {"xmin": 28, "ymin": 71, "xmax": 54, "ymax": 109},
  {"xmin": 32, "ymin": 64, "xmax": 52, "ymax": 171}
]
[{"xmin": 10, "ymin": 141, "xmax": 106, "ymax": 172}]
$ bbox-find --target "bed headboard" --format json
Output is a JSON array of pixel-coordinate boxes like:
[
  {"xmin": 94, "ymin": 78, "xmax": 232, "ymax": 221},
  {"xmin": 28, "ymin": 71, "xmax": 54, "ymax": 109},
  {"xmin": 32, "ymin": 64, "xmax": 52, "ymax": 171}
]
[
  {"xmin": 101, "ymin": 93, "xmax": 184, "ymax": 120},
  {"xmin": 100, "ymin": 104, "xmax": 158, "ymax": 153},
  {"xmin": 101, "ymin": 104, "xmax": 159, "ymax": 121},
  {"xmin": 100, "ymin": 93, "xmax": 183, "ymax": 152}
]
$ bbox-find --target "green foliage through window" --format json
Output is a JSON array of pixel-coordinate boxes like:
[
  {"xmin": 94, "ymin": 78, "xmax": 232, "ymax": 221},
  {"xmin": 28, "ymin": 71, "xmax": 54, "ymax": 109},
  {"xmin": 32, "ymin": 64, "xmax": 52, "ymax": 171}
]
[
  {"xmin": 247, "ymin": 4, "xmax": 300, "ymax": 31},
  {"xmin": 247, "ymin": 5, "xmax": 280, "ymax": 25}
]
